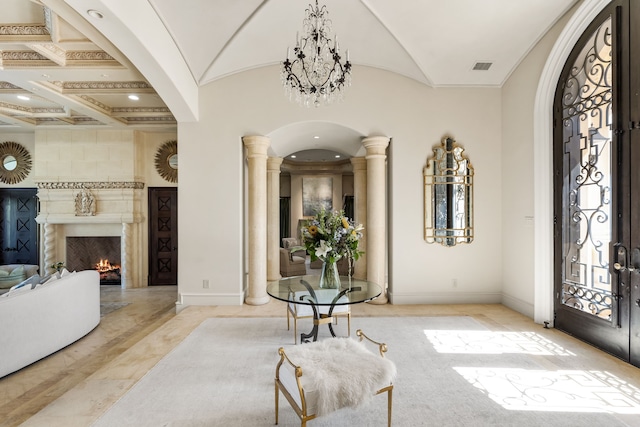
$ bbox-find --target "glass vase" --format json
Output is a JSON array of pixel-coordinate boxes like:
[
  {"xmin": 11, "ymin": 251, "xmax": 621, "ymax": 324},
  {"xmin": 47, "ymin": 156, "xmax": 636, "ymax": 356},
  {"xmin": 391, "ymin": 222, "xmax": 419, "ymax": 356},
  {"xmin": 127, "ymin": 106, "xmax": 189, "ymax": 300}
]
[{"xmin": 319, "ymin": 260, "xmax": 341, "ymax": 289}]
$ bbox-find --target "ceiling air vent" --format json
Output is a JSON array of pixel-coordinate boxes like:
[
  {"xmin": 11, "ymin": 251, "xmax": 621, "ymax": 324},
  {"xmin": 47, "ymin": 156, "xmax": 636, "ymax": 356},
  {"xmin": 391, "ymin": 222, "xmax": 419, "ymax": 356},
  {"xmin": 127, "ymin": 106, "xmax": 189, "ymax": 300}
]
[{"xmin": 472, "ymin": 62, "xmax": 493, "ymax": 71}]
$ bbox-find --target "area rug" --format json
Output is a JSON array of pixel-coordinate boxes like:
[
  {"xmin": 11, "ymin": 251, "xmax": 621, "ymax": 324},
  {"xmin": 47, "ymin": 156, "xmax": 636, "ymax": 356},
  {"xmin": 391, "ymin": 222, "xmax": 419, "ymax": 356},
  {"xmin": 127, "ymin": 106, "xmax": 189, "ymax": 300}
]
[
  {"xmin": 92, "ymin": 316, "xmax": 640, "ymax": 426},
  {"xmin": 99, "ymin": 302, "xmax": 130, "ymax": 317}
]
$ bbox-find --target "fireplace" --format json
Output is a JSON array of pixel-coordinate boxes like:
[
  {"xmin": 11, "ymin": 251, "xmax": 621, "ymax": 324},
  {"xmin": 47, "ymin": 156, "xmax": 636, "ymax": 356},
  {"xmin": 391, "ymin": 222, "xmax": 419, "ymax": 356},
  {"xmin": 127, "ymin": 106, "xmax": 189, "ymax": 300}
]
[{"xmin": 66, "ymin": 237, "xmax": 121, "ymax": 285}]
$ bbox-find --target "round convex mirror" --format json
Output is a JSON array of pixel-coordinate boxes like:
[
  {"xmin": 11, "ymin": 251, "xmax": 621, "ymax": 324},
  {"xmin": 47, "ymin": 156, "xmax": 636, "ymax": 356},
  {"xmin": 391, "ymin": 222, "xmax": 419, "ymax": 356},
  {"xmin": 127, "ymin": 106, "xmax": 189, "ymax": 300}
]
[
  {"xmin": 155, "ymin": 140, "xmax": 178, "ymax": 183},
  {"xmin": 0, "ymin": 142, "xmax": 32, "ymax": 184},
  {"xmin": 168, "ymin": 154, "xmax": 178, "ymax": 169},
  {"xmin": 3, "ymin": 155, "xmax": 17, "ymax": 171}
]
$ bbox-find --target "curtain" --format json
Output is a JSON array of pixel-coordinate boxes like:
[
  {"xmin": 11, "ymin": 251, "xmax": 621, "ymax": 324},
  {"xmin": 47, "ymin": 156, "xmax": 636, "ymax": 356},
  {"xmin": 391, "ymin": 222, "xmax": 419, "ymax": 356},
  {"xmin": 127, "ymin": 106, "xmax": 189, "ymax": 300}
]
[
  {"xmin": 343, "ymin": 195, "xmax": 354, "ymax": 220},
  {"xmin": 280, "ymin": 197, "xmax": 291, "ymax": 246}
]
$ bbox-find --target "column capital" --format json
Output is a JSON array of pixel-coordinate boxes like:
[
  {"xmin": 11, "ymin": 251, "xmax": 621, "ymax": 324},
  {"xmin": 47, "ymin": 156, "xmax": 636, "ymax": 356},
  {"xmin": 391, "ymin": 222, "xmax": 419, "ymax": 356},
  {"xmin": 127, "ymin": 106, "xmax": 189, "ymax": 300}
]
[
  {"xmin": 267, "ymin": 156, "xmax": 284, "ymax": 171},
  {"xmin": 350, "ymin": 156, "xmax": 367, "ymax": 171},
  {"xmin": 243, "ymin": 135, "xmax": 270, "ymax": 158},
  {"xmin": 362, "ymin": 136, "xmax": 390, "ymax": 157}
]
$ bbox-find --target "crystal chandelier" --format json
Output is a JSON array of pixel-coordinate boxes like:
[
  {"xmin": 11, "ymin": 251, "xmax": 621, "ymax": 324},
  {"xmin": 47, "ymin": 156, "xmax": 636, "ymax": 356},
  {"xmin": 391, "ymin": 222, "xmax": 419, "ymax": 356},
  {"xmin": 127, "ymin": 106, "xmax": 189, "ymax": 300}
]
[{"xmin": 281, "ymin": 0, "xmax": 351, "ymax": 108}]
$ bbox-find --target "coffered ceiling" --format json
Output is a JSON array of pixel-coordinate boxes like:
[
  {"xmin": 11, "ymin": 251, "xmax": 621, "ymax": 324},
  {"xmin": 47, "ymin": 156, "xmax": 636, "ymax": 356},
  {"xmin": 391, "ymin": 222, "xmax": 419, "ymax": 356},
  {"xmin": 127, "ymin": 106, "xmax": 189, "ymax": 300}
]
[
  {"xmin": 0, "ymin": 0, "xmax": 174, "ymax": 131},
  {"xmin": 0, "ymin": 0, "xmax": 579, "ymax": 134}
]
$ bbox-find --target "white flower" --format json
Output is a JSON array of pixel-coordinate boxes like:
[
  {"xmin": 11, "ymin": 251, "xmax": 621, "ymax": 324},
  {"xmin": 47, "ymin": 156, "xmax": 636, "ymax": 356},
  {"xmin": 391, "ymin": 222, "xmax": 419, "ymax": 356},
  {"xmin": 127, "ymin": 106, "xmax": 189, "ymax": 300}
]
[{"xmin": 315, "ymin": 240, "xmax": 332, "ymax": 259}]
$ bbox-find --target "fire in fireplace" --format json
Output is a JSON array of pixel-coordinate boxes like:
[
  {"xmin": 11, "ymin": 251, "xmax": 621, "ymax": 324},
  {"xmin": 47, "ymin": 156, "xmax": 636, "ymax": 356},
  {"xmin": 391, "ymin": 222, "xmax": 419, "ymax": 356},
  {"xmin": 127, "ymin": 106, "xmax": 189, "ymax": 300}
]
[
  {"xmin": 95, "ymin": 259, "xmax": 121, "ymax": 285},
  {"xmin": 66, "ymin": 237, "xmax": 122, "ymax": 285}
]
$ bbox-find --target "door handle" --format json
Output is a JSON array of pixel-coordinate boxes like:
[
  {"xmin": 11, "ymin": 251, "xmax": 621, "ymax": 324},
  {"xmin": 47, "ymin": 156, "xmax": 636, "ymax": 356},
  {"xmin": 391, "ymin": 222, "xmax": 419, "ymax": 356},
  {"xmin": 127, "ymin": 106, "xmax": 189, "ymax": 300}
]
[{"xmin": 612, "ymin": 243, "xmax": 628, "ymax": 272}]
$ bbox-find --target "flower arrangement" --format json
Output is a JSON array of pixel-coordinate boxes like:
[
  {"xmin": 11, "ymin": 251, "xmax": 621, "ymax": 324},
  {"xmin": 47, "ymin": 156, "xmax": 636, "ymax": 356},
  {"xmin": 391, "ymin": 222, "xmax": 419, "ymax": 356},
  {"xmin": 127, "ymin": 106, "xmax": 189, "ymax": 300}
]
[{"xmin": 298, "ymin": 208, "xmax": 364, "ymax": 266}]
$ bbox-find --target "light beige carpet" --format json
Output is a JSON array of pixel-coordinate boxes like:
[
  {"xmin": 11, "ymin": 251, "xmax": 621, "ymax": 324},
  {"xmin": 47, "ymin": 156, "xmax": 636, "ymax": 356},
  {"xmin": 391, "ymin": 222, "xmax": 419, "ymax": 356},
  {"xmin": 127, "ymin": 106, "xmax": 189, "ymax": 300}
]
[{"xmin": 92, "ymin": 316, "xmax": 640, "ymax": 426}]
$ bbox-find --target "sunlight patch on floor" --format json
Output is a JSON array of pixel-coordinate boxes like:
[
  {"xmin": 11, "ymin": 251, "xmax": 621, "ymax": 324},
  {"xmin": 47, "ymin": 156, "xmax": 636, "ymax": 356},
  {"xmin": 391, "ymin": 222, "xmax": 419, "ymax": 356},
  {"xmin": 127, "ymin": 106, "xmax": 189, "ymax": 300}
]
[
  {"xmin": 455, "ymin": 368, "xmax": 640, "ymax": 414},
  {"xmin": 423, "ymin": 330, "xmax": 575, "ymax": 356}
]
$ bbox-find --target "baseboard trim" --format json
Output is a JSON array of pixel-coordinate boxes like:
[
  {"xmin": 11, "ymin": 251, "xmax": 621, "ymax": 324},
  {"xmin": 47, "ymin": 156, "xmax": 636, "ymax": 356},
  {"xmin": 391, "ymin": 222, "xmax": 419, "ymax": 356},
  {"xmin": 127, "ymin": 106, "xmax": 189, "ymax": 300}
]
[
  {"xmin": 501, "ymin": 293, "xmax": 536, "ymax": 322},
  {"xmin": 176, "ymin": 292, "xmax": 244, "ymax": 312},
  {"xmin": 390, "ymin": 291, "xmax": 502, "ymax": 305}
]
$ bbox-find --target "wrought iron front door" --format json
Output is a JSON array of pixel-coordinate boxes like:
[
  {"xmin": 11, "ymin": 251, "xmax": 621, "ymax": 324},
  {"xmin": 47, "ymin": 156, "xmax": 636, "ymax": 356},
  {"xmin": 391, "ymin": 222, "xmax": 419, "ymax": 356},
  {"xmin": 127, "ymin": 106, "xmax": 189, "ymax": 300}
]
[
  {"xmin": 0, "ymin": 188, "xmax": 38, "ymax": 265},
  {"xmin": 554, "ymin": 0, "xmax": 640, "ymax": 367}
]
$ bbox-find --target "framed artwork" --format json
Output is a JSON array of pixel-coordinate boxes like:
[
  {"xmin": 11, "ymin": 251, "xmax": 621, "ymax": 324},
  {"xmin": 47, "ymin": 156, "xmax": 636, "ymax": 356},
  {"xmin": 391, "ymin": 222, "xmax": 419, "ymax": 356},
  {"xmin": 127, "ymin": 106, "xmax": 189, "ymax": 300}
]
[{"xmin": 303, "ymin": 177, "xmax": 333, "ymax": 216}]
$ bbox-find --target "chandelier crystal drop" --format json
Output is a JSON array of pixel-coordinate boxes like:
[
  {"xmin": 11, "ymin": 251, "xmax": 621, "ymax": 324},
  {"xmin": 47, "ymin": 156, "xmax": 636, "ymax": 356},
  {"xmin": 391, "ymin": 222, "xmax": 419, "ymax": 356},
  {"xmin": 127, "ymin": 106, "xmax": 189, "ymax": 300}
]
[{"xmin": 281, "ymin": 0, "xmax": 351, "ymax": 108}]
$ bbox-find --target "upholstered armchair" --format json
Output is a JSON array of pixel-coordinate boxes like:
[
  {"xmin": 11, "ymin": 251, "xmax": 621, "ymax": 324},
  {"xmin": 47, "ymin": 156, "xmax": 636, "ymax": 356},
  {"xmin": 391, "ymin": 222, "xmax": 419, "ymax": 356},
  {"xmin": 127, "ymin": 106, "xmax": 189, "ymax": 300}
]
[
  {"xmin": 275, "ymin": 329, "xmax": 395, "ymax": 427},
  {"xmin": 280, "ymin": 248, "xmax": 307, "ymax": 277},
  {"xmin": 282, "ymin": 237, "xmax": 306, "ymax": 258}
]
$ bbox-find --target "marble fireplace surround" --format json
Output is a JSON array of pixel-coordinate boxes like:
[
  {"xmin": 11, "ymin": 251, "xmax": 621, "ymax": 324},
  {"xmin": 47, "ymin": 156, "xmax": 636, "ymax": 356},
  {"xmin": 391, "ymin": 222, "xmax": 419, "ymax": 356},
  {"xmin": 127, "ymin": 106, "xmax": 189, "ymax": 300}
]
[{"xmin": 35, "ymin": 181, "xmax": 145, "ymax": 288}]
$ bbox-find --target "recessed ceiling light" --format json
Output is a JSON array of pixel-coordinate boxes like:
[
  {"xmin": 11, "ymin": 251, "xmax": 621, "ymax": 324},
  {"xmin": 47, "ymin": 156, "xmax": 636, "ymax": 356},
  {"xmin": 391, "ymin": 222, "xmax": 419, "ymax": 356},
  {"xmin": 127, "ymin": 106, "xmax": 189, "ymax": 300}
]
[
  {"xmin": 290, "ymin": 155, "xmax": 297, "ymax": 159},
  {"xmin": 128, "ymin": 94, "xmax": 139, "ymax": 101},
  {"xmin": 87, "ymin": 9, "xmax": 104, "ymax": 19},
  {"xmin": 335, "ymin": 154, "xmax": 341, "ymax": 158},
  {"xmin": 17, "ymin": 95, "xmax": 30, "ymax": 101},
  {"xmin": 313, "ymin": 136, "xmax": 320, "ymax": 139}
]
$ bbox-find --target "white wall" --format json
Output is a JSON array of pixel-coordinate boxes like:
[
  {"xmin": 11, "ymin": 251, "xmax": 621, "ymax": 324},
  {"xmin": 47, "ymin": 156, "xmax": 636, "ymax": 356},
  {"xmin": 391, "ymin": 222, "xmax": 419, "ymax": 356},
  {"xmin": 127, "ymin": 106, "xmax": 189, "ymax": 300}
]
[
  {"xmin": 500, "ymin": 8, "xmax": 575, "ymax": 317},
  {"xmin": 177, "ymin": 65, "xmax": 504, "ymax": 307},
  {"xmin": 500, "ymin": 2, "xmax": 582, "ymax": 318}
]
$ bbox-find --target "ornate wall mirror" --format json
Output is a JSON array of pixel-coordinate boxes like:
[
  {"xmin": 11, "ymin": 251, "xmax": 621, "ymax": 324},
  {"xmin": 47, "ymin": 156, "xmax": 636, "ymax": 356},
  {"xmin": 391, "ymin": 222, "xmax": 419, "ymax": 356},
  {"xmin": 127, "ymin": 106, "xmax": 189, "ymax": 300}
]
[
  {"xmin": 0, "ymin": 141, "xmax": 32, "ymax": 184},
  {"xmin": 155, "ymin": 140, "xmax": 178, "ymax": 183},
  {"xmin": 424, "ymin": 136, "xmax": 474, "ymax": 246}
]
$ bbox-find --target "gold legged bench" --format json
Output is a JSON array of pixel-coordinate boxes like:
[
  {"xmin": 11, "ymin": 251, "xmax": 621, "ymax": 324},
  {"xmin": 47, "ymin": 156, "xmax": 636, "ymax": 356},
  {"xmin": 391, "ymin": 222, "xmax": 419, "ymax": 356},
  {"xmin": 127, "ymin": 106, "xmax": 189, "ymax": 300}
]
[{"xmin": 275, "ymin": 329, "xmax": 396, "ymax": 426}]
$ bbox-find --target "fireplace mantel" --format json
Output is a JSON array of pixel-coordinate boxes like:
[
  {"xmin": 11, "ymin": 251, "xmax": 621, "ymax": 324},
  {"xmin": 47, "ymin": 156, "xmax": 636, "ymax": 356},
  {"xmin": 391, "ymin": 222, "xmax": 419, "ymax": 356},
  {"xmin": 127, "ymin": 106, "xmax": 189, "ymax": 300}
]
[
  {"xmin": 36, "ymin": 180, "xmax": 146, "ymax": 288},
  {"xmin": 36, "ymin": 214, "xmax": 143, "ymax": 224}
]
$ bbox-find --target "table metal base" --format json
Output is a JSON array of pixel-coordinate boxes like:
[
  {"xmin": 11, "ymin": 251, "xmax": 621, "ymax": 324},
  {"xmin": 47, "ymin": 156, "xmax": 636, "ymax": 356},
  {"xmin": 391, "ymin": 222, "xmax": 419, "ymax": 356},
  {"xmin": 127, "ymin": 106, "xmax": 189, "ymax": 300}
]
[{"xmin": 298, "ymin": 279, "xmax": 360, "ymax": 343}]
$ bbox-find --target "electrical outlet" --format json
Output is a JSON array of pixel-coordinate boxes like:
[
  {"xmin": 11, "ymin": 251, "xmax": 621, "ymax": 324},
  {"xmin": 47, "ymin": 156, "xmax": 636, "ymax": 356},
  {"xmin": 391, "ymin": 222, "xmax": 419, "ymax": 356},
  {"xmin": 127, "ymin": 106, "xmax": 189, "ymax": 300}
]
[{"xmin": 203, "ymin": 279, "xmax": 209, "ymax": 289}]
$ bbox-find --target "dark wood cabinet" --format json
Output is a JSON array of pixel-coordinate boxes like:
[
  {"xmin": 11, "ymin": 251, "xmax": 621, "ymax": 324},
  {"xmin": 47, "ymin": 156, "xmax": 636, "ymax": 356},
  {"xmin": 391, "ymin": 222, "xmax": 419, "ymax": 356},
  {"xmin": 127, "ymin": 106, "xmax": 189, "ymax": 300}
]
[{"xmin": 148, "ymin": 187, "xmax": 178, "ymax": 286}]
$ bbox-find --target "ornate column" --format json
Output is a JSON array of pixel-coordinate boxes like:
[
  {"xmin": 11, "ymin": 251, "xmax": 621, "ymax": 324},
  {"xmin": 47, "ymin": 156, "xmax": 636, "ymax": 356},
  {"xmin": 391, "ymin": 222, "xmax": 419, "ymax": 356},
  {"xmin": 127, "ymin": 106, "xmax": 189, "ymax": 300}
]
[
  {"xmin": 267, "ymin": 157, "xmax": 283, "ymax": 281},
  {"xmin": 121, "ymin": 222, "xmax": 133, "ymax": 288},
  {"xmin": 243, "ymin": 135, "xmax": 271, "ymax": 305},
  {"xmin": 43, "ymin": 222, "xmax": 56, "ymax": 275},
  {"xmin": 363, "ymin": 136, "xmax": 390, "ymax": 304},
  {"xmin": 350, "ymin": 157, "xmax": 367, "ymax": 280}
]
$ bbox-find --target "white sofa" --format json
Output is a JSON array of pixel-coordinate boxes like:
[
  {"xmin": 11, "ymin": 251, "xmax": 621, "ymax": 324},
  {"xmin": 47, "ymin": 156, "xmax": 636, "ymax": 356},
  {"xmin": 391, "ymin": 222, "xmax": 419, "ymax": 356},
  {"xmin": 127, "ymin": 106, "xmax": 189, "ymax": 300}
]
[{"xmin": 0, "ymin": 269, "xmax": 100, "ymax": 378}]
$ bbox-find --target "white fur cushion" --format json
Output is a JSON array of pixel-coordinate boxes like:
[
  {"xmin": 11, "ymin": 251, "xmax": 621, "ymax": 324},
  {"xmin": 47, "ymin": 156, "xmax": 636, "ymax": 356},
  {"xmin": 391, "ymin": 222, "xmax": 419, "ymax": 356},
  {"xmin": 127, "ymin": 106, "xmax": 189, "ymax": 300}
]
[{"xmin": 282, "ymin": 337, "xmax": 396, "ymax": 416}]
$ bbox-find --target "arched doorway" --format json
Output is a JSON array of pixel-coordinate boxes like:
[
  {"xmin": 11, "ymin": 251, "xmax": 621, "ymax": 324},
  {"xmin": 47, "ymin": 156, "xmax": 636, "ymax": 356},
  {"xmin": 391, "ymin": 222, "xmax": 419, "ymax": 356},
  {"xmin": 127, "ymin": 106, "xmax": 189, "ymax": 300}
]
[
  {"xmin": 534, "ymin": 0, "xmax": 612, "ymax": 325},
  {"xmin": 552, "ymin": 0, "xmax": 640, "ymax": 366}
]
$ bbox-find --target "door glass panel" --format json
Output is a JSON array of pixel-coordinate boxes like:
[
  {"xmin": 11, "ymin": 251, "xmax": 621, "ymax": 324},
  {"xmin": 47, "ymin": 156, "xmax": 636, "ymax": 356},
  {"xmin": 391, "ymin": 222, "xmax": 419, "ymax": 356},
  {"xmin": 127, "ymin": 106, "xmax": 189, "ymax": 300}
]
[{"xmin": 560, "ymin": 17, "xmax": 613, "ymax": 321}]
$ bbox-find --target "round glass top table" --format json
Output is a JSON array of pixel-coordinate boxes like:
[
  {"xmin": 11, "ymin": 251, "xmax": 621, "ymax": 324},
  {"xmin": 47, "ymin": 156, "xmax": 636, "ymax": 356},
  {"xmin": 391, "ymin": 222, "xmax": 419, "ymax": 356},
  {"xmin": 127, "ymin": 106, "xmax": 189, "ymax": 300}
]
[{"xmin": 267, "ymin": 275, "xmax": 382, "ymax": 343}]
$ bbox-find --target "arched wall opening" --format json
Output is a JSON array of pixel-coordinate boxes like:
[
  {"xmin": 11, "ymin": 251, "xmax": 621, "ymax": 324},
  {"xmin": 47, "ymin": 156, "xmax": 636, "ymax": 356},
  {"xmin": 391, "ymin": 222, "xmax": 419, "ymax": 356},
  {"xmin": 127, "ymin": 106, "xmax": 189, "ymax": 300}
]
[
  {"xmin": 267, "ymin": 120, "xmax": 368, "ymax": 238},
  {"xmin": 242, "ymin": 121, "xmax": 391, "ymax": 305}
]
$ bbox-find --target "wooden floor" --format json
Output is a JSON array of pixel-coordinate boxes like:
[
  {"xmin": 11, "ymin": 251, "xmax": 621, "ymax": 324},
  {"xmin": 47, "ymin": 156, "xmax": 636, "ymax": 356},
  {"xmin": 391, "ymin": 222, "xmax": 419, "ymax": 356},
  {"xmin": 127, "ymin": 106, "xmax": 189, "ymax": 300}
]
[{"xmin": 2, "ymin": 286, "xmax": 640, "ymax": 426}]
